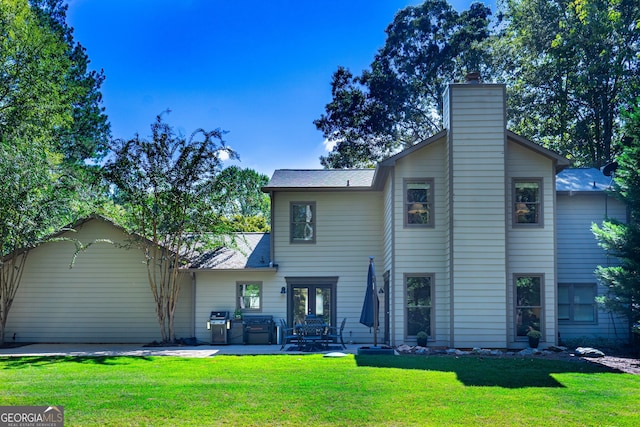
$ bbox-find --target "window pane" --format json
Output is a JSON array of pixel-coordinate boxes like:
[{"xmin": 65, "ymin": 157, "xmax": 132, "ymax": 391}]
[
  {"xmin": 516, "ymin": 276, "xmax": 542, "ymax": 336},
  {"xmin": 406, "ymin": 276, "xmax": 431, "ymax": 336},
  {"xmin": 558, "ymin": 285, "xmax": 570, "ymax": 304},
  {"xmin": 291, "ymin": 203, "xmax": 314, "ymax": 241},
  {"xmin": 407, "ymin": 307, "xmax": 431, "ymax": 336},
  {"xmin": 291, "ymin": 223, "xmax": 314, "ymax": 240},
  {"xmin": 515, "ymin": 181, "xmax": 540, "ymax": 224},
  {"xmin": 574, "ymin": 304, "xmax": 595, "ymax": 322},
  {"xmin": 516, "ymin": 276, "xmax": 541, "ymax": 306},
  {"xmin": 407, "ymin": 182, "xmax": 429, "ymax": 203},
  {"xmin": 292, "ymin": 204, "xmax": 313, "ymax": 222},
  {"xmin": 574, "ymin": 285, "xmax": 594, "ymax": 303},
  {"xmin": 516, "ymin": 307, "xmax": 541, "ymax": 336},
  {"xmin": 515, "ymin": 182, "xmax": 540, "ymax": 202},
  {"xmin": 558, "ymin": 304, "xmax": 570, "ymax": 320},
  {"xmin": 238, "ymin": 283, "xmax": 261, "ymax": 310},
  {"xmin": 405, "ymin": 181, "xmax": 432, "ymax": 226},
  {"xmin": 559, "ymin": 284, "xmax": 596, "ymax": 322}
]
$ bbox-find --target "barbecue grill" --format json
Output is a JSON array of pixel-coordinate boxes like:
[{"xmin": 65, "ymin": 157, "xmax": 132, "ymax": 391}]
[
  {"xmin": 208, "ymin": 311, "xmax": 230, "ymax": 345},
  {"xmin": 243, "ymin": 315, "xmax": 274, "ymax": 344}
]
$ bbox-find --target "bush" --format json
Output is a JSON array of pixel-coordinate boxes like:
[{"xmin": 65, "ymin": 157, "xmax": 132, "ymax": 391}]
[{"xmin": 416, "ymin": 331, "xmax": 428, "ymax": 347}]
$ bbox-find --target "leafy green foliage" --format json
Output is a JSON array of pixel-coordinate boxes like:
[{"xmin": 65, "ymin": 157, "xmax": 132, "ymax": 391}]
[
  {"xmin": 0, "ymin": 0, "xmax": 111, "ymax": 344},
  {"xmin": 315, "ymin": 0, "xmax": 492, "ymax": 168},
  {"xmin": 493, "ymin": 0, "xmax": 640, "ymax": 167},
  {"xmin": 224, "ymin": 215, "xmax": 270, "ymax": 233},
  {"xmin": 29, "ymin": 0, "xmax": 111, "ymax": 164},
  {"xmin": 215, "ymin": 166, "xmax": 271, "ymax": 228},
  {"xmin": 317, "ymin": 0, "xmax": 640, "ymax": 169},
  {"xmin": 105, "ymin": 113, "xmax": 237, "ymax": 342},
  {"xmin": 592, "ymin": 102, "xmax": 640, "ymax": 341},
  {"xmin": 0, "ymin": 0, "xmax": 72, "ymax": 143}
]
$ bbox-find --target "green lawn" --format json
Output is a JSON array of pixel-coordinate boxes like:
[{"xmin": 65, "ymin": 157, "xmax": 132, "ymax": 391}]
[{"xmin": 1, "ymin": 354, "xmax": 638, "ymax": 426}]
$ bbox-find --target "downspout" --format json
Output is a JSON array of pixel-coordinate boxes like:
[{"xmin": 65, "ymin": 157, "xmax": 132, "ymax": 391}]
[
  {"xmin": 269, "ymin": 191, "xmax": 275, "ymax": 266},
  {"xmin": 448, "ymin": 98, "xmax": 455, "ymax": 348},
  {"xmin": 191, "ymin": 272, "xmax": 196, "ymax": 338},
  {"xmin": 390, "ymin": 167, "xmax": 396, "ymax": 347},
  {"xmin": 552, "ymin": 165, "xmax": 559, "ymax": 346}
]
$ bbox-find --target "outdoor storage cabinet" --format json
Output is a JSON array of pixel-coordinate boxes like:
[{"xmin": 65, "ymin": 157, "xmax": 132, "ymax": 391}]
[{"xmin": 243, "ymin": 315, "xmax": 274, "ymax": 344}]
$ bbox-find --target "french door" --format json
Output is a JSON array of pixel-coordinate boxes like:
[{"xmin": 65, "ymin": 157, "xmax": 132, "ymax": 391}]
[{"xmin": 286, "ymin": 278, "xmax": 337, "ymax": 327}]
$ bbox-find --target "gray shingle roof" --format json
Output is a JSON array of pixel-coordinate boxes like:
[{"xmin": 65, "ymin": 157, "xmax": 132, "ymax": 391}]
[
  {"xmin": 264, "ymin": 169, "xmax": 375, "ymax": 189},
  {"xmin": 556, "ymin": 168, "xmax": 614, "ymax": 192},
  {"xmin": 188, "ymin": 233, "xmax": 271, "ymax": 270}
]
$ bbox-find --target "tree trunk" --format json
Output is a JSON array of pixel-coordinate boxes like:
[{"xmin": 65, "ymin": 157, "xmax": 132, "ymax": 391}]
[{"xmin": 0, "ymin": 252, "xmax": 28, "ymax": 346}]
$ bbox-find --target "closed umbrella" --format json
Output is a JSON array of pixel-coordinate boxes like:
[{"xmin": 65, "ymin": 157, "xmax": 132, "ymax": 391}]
[{"xmin": 359, "ymin": 256, "xmax": 379, "ymax": 346}]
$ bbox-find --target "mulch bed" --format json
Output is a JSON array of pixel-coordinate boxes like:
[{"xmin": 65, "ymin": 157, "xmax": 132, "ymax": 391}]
[{"xmin": 398, "ymin": 346, "xmax": 640, "ymax": 375}]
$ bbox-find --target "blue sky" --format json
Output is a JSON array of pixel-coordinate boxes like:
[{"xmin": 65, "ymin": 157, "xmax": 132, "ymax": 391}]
[{"xmin": 66, "ymin": 0, "xmax": 492, "ymax": 177}]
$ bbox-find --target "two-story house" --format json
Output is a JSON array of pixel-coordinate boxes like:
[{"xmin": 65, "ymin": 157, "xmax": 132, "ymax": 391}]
[{"xmin": 5, "ymin": 80, "xmax": 628, "ymax": 348}]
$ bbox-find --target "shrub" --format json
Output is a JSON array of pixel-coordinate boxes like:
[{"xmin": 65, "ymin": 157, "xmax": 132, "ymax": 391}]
[{"xmin": 416, "ymin": 331, "xmax": 428, "ymax": 347}]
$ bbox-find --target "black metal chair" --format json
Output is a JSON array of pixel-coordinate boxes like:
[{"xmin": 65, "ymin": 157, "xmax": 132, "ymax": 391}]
[
  {"xmin": 279, "ymin": 319, "xmax": 300, "ymax": 350},
  {"xmin": 324, "ymin": 317, "xmax": 347, "ymax": 349}
]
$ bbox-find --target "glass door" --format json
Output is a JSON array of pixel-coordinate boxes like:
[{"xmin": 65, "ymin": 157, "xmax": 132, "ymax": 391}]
[{"xmin": 291, "ymin": 285, "xmax": 334, "ymax": 327}]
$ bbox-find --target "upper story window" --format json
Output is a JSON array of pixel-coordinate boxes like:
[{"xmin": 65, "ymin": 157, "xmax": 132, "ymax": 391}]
[
  {"xmin": 404, "ymin": 179, "xmax": 434, "ymax": 227},
  {"xmin": 290, "ymin": 202, "xmax": 315, "ymax": 243},
  {"xmin": 513, "ymin": 179, "xmax": 542, "ymax": 226},
  {"xmin": 237, "ymin": 282, "xmax": 262, "ymax": 311}
]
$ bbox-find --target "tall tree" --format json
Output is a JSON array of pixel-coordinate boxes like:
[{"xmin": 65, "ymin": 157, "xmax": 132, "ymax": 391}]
[
  {"xmin": 0, "ymin": 0, "xmax": 91, "ymax": 345},
  {"xmin": 105, "ymin": 114, "xmax": 237, "ymax": 343},
  {"xmin": 29, "ymin": 0, "xmax": 111, "ymax": 164},
  {"xmin": 592, "ymin": 102, "xmax": 640, "ymax": 343},
  {"xmin": 0, "ymin": 0, "xmax": 72, "ymax": 144},
  {"xmin": 315, "ymin": 0, "xmax": 492, "ymax": 168},
  {"xmin": 496, "ymin": 0, "xmax": 640, "ymax": 167},
  {"xmin": 216, "ymin": 166, "xmax": 271, "ymax": 225}
]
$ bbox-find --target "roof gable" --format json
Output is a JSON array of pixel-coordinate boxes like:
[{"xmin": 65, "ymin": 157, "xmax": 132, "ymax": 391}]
[{"xmin": 507, "ymin": 131, "xmax": 571, "ymax": 172}]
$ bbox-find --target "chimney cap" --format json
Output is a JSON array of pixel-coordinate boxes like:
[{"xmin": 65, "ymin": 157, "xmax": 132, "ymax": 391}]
[{"xmin": 465, "ymin": 72, "xmax": 481, "ymax": 84}]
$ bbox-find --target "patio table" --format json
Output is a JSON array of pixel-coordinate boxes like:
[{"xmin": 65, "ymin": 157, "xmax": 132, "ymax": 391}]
[{"xmin": 295, "ymin": 322, "xmax": 329, "ymax": 351}]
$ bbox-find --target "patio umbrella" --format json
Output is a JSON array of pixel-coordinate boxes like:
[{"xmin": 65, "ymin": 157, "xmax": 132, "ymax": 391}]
[{"xmin": 359, "ymin": 256, "xmax": 379, "ymax": 346}]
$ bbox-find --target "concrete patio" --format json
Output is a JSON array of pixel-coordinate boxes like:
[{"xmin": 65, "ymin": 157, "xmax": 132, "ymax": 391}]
[{"xmin": 0, "ymin": 343, "xmax": 361, "ymax": 358}]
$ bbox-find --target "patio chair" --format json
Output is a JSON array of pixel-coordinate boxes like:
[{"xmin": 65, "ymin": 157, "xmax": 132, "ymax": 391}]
[
  {"xmin": 324, "ymin": 317, "xmax": 347, "ymax": 349},
  {"xmin": 279, "ymin": 319, "xmax": 300, "ymax": 350}
]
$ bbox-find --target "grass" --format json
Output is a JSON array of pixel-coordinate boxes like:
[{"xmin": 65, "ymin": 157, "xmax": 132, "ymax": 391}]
[{"xmin": 1, "ymin": 354, "xmax": 639, "ymax": 426}]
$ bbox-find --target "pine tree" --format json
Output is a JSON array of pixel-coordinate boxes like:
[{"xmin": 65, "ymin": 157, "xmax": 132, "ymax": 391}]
[{"xmin": 592, "ymin": 102, "xmax": 640, "ymax": 344}]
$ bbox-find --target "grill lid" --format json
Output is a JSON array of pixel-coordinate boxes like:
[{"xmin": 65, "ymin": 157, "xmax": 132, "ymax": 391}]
[{"xmin": 209, "ymin": 311, "xmax": 229, "ymax": 320}]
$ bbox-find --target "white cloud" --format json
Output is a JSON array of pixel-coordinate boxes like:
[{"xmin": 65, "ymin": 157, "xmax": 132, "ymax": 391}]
[
  {"xmin": 218, "ymin": 147, "xmax": 231, "ymax": 161},
  {"xmin": 323, "ymin": 138, "xmax": 337, "ymax": 152}
]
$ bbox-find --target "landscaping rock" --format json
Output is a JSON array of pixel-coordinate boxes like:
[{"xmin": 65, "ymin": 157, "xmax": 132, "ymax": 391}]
[
  {"xmin": 471, "ymin": 348, "xmax": 493, "ymax": 356},
  {"xmin": 397, "ymin": 344, "xmax": 412, "ymax": 353},
  {"xmin": 415, "ymin": 347, "xmax": 429, "ymax": 355},
  {"xmin": 548, "ymin": 345, "xmax": 568, "ymax": 353},
  {"xmin": 574, "ymin": 347, "xmax": 605, "ymax": 358},
  {"xmin": 518, "ymin": 348, "xmax": 542, "ymax": 356}
]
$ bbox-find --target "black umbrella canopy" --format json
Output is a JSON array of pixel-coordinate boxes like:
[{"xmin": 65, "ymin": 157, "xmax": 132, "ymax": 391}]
[{"xmin": 360, "ymin": 257, "xmax": 379, "ymax": 345}]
